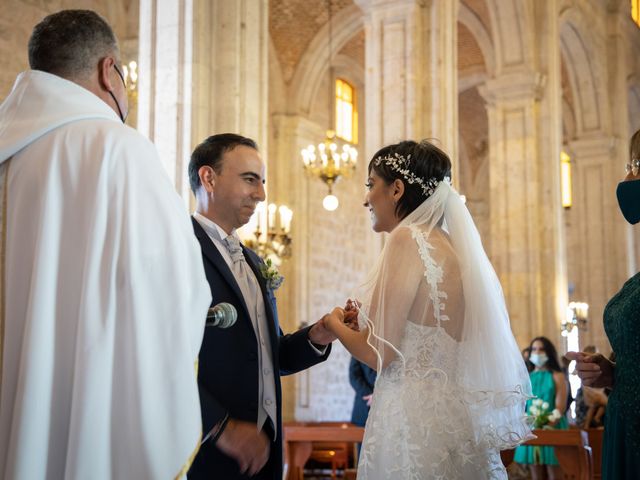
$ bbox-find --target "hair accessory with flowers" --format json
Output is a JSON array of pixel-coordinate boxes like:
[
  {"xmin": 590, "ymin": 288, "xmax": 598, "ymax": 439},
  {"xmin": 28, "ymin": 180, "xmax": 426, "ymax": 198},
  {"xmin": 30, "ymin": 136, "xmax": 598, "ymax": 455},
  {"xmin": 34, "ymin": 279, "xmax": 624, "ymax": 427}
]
[
  {"xmin": 373, "ymin": 152, "xmax": 450, "ymax": 198},
  {"xmin": 259, "ymin": 258, "xmax": 284, "ymax": 291}
]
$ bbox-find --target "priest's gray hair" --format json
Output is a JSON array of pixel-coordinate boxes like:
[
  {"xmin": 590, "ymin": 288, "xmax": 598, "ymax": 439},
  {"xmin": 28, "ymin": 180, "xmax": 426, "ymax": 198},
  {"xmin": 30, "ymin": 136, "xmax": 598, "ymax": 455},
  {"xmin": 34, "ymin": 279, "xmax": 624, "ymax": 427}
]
[{"xmin": 28, "ymin": 10, "xmax": 119, "ymax": 79}]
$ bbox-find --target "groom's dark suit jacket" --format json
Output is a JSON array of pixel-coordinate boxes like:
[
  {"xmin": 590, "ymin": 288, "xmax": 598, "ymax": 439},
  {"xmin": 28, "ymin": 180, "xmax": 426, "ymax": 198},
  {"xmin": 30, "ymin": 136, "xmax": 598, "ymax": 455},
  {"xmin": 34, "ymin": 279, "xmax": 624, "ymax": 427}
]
[{"xmin": 188, "ymin": 217, "xmax": 331, "ymax": 480}]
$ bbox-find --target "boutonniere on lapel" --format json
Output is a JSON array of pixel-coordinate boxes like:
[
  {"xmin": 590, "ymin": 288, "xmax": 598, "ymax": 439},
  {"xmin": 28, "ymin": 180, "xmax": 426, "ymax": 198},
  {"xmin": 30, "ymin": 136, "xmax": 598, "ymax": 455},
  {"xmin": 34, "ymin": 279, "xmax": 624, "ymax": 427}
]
[{"xmin": 259, "ymin": 258, "xmax": 284, "ymax": 291}]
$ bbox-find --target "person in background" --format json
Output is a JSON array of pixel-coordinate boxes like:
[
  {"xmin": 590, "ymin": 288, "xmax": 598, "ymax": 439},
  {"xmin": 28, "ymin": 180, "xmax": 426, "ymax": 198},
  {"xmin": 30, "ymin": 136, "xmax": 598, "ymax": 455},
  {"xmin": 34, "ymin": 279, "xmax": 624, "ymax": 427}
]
[
  {"xmin": 348, "ymin": 356, "xmax": 377, "ymax": 459},
  {"xmin": 568, "ymin": 127, "xmax": 640, "ymax": 478},
  {"xmin": 514, "ymin": 336, "xmax": 569, "ymax": 480},
  {"xmin": 523, "ymin": 346, "xmax": 534, "ymax": 372}
]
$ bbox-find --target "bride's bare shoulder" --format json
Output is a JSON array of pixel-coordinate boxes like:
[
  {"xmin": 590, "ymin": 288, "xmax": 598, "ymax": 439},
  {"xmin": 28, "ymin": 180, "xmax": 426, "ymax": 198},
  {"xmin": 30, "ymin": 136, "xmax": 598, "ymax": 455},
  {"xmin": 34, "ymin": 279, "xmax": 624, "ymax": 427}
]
[{"xmin": 387, "ymin": 225, "xmax": 424, "ymax": 250}]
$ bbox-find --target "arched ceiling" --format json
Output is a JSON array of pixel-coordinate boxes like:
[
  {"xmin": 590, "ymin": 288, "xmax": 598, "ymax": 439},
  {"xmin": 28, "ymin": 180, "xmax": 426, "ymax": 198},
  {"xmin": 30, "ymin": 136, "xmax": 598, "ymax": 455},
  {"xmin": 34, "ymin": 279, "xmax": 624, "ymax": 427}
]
[
  {"xmin": 461, "ymin": 0, "xmax": 493, "ymax": 38},
  {"xmin": 338, "ymin": 28, "xmax": 364, "ymax": 68},
  {"xmin": 561, "ymin": 55, "xmax": 577, "ymax": 140},
  {"xmin": 269, "ymin": 0, "xmax": 357, "ymax": 83},
  {"xmin": 458, "ymin": 22, "xmax": 486, "ymax": 72},
  {"xmin": 270, "ymin": 0, "xmax": 492, "ymax": 84}
]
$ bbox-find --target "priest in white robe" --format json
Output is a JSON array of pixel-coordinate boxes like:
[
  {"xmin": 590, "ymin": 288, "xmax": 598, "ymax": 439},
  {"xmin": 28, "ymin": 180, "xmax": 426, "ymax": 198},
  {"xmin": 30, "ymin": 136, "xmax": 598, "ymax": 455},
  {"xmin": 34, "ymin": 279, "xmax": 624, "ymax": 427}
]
[{"xmin": 0, "ymin": 10, "xmax": 210, "ymax": 479}]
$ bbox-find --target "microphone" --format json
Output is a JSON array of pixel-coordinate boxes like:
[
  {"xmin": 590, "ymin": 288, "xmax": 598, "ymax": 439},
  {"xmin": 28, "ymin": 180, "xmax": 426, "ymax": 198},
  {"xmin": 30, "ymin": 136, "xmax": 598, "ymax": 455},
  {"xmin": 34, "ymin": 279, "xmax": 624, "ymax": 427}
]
[{"xmin": 206, "ymin": 302, "xmax": 238, "ymax": 328}]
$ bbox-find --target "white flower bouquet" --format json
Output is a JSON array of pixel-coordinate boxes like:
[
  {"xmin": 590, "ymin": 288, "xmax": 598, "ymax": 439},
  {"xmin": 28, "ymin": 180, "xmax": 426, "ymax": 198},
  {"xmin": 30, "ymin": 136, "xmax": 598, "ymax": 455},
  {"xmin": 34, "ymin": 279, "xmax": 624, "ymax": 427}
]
[{"xmin": 529, "ymin": 398, "xmax": 562, "ymax": 429}]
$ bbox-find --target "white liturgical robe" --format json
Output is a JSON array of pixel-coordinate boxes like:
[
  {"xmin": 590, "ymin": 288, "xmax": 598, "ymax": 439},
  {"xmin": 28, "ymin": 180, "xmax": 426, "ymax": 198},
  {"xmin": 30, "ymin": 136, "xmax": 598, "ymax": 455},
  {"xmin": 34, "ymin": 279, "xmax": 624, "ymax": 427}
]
[{"xmin": 0, "ymin": 71, "xmax": 211, "ymax": 479}]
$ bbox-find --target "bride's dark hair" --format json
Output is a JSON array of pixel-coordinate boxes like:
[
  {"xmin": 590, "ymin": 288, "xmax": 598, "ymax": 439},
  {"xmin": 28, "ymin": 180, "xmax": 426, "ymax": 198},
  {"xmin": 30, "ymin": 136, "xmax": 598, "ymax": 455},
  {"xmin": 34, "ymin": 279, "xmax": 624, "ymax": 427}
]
[{"xmin": 368, "ymin": 139, "xmax": 452, "ymax": 219}]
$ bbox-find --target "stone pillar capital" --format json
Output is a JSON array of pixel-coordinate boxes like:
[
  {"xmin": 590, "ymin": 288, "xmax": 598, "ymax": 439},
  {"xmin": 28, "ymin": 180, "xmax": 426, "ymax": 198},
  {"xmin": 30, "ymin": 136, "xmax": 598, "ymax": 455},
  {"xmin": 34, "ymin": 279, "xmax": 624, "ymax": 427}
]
[
  {"xmin": 354, "ymin": 0, "xmax": 428, "ymax": 14},
  {"xmin": 568, "ymin": 134, "xmax": 617, "ymax": 160},
  {"xmin": 479, "ymin": 71, "xmax": 546, "ymax": 105}
]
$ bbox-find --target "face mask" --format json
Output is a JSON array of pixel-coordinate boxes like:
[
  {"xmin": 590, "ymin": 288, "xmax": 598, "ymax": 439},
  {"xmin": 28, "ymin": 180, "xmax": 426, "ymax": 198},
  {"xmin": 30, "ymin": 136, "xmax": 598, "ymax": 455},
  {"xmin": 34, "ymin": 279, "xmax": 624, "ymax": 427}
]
[
  {"xmin": 108, "ymin": 90, "xmax": 128, "ymax": 123},
  {"xmin": 109, "ymin": 64, "xmax": 128, "ymax": 123},
  {"xmin": 616, "ymin": 179, "xmax": 640, "ymax": 225},
  {"xmin": 530, "ymin": 353, "xmax": 548, "ymax": 368}
]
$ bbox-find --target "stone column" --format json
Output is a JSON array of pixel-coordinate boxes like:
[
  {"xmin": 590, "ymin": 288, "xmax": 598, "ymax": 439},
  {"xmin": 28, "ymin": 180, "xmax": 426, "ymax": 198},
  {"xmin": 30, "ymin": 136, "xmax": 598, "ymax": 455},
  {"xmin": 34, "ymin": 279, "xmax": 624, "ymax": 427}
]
[
  {"xmin": 607, "ymin": 5, "xmax": 638, "ymax": 280},
  {"xmin": 137, "ymin": 0, "xmax": 269, "ymax": 205},
  {"xmin": 270, "ymin": 111, "xmax": 377, "ymax": 422},
  {"xmin": 137, "ymin": 0, "xmax": 195, "ymax": 204},
  {"xmin": 191, "ymin": 0, "xmax": 269, "ymax": 151},
  {"xmin": 355, "ymin": 0, "xmax": 458, "ymax": 169},
  {"xmin": 478, "ymin": 0, "xmax": 567, "ymax": 348},
  {"xmin": 480, "ymin": 75, "xmax": 551, "ymax": 346},
  {"xmin": 269, "ymin": 114, "xmax": 319, "ymax": 422},
  {"xmin": 568, "ymin": 135, "xmax": 626, "ymax": 350}
]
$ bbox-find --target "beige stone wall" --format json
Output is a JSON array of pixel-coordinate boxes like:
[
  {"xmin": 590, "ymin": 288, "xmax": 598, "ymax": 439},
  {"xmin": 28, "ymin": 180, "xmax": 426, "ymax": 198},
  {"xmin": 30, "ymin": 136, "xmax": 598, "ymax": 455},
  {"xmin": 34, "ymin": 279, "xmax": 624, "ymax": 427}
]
[{"xmin": 0, "ymin": 0, "xmax": 137, "ymax": 100}]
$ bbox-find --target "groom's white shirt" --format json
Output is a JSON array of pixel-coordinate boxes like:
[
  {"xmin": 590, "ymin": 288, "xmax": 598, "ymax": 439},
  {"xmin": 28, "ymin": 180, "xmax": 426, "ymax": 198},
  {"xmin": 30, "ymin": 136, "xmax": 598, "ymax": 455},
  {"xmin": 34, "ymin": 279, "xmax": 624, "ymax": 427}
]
[{"xmin": 0, "ymin": 70, "xmax": 211, "ymax": 480}]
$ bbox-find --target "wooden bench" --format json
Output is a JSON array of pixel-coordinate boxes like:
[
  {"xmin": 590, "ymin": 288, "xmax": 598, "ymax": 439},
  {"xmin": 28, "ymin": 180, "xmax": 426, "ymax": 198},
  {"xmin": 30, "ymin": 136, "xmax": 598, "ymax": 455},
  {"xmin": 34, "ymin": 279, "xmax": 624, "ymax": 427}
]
[
  {"xmin": 585, "ymin": 428, "xmax": 603, "ymax": 479},
  {"xmin": 283, "ymin": 422, "xmax": 365, "ymax": 480},
  {"xmin": 502, "ymin": 429, "xmax": 593, "ymax": 480}
]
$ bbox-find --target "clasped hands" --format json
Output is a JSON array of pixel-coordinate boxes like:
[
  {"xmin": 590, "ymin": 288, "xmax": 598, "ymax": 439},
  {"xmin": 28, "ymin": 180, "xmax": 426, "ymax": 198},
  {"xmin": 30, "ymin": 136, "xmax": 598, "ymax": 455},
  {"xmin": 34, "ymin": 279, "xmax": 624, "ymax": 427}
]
[
  {"xmin": 325, "ymin": 299, "xmax": 361, "ymax": 333},
  {"xmin": 308, "ymin": 299, "xmax": 361, "ymax": 344}
]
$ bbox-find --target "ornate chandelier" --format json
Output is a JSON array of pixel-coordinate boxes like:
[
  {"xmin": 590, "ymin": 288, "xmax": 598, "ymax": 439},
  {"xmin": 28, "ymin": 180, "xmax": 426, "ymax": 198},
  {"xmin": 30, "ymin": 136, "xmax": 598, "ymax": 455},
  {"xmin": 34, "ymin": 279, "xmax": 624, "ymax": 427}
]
[
  {"xmin": 242, "ymin": 203, "xmax": 293, "ymax": 264},
  {"xmin": 301, "ymin": 130, "xmax": 358, "ymax": 211}
]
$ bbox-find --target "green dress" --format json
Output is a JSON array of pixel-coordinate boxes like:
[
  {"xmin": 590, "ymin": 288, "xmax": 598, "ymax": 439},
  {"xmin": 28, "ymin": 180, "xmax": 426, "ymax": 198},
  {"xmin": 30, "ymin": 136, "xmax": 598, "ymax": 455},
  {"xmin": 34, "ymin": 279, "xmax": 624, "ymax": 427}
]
[
  {"xmin": 602, "ymin": 272, "xmax": 640, "ymax": 479},
  {"xmin": 513, "ymin": 370, "xmax": 568, "ymax": 465}
]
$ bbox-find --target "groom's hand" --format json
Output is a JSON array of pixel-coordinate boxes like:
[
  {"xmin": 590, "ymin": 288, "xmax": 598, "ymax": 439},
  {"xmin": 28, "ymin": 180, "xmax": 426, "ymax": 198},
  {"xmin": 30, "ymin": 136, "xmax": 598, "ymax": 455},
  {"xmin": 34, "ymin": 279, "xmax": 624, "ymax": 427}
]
[
  {"xmin": 308, "ymin": 315, "xmax": 339, "ymax": 345},
  {"xmin": 216, "ymin": 418, "xmax": 270, "ymax": 476}
]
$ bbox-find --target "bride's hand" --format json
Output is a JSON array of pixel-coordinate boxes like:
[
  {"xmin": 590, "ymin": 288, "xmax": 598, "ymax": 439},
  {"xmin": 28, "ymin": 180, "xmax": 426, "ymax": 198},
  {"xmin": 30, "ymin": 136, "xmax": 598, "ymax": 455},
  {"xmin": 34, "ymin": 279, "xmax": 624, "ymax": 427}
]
[
  {"xmin": 344, "ymin": 298, "xmax": 362, "ymax": 312},
  {"xmin": 343, "ymin": 309, "xmax": 360, "ymax": 331},
  {"xmin": 324, "ymin": 307, "xmax": 346, "ymax": 333}
]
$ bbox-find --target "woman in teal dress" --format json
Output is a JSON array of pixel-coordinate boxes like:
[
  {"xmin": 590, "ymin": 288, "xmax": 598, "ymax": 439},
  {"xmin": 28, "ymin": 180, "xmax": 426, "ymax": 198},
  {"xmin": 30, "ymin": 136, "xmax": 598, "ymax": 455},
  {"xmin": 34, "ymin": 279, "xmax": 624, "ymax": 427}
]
[
  {"xmin": 514, "ymin": 336, "xmax": 568, "ymax": 480},
  {"xmin": 569, "ymin": 128, "xmax": 640, "ymax": 479}
]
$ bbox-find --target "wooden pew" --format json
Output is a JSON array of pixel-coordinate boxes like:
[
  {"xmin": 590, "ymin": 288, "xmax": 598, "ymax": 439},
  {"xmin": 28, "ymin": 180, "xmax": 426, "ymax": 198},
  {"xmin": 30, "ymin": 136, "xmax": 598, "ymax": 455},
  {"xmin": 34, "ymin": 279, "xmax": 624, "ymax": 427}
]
[
  {"xmin": 502, "ymin": 429, "xmax": 593, "ymax": 480},
  {"xmin": 585, "ymin": 428, "xmax": 603, "ymax": 479},
  {"xmin": 283, "ymin": 422, "xmax": 365, "ymax": 480}
]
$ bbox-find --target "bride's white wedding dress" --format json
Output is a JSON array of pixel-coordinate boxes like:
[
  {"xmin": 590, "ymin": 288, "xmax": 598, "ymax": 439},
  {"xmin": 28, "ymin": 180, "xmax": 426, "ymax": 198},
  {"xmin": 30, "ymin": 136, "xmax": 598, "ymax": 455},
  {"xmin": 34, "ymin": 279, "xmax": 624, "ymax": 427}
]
[{"xmin": 356, "ymin": 225, "xmax": 525, "ymax": 480}]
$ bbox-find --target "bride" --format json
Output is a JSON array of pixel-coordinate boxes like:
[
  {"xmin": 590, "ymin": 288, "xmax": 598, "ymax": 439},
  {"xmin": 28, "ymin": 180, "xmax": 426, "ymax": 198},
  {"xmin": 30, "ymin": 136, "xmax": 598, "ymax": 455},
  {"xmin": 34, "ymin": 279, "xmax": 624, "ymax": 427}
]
[{"xmin": 325, "ymin": 140, "xmax": 533, "ymax": 479}]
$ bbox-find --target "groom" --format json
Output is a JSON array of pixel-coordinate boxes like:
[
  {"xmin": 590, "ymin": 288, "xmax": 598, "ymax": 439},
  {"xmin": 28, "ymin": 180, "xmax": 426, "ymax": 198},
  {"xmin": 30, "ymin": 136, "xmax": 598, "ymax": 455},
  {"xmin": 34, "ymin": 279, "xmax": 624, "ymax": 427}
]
[{"xmin": 187, "ymin": 133, "xmax": 336, "ymax": 479}]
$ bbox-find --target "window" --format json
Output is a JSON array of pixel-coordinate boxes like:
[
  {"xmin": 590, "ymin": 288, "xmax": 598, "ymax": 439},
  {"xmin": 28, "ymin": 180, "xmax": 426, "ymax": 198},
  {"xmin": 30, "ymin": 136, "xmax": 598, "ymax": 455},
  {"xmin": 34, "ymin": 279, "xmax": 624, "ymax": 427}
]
[
  {"xmin": 561, "ymin": 151, "xmax": 572, "ymax": 208},
  {"xmin": 632, "ymin": 0, "xmax": 640, "ymax": 27},
  {"xmin": 335, "ymin": 78, "xmax": 358, "ymax": 144}
]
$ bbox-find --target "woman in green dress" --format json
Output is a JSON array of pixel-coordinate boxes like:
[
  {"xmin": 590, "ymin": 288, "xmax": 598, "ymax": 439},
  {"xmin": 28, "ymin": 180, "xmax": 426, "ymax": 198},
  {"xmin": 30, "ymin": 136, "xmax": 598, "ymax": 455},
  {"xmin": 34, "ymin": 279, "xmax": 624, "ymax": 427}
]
[
  {"xmin": 514, "ymin": 336, "xmax": 568, "ymax": 480},
  {"xmin": 568, "ymin": 129, "xmax": 640, "ymax": 480}
]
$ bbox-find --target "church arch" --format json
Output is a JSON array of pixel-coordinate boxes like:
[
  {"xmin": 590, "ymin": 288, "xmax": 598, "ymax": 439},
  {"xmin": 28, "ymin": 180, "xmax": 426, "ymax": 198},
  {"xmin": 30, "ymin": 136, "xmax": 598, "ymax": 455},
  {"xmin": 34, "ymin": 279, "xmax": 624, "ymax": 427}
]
[
  {"xmin": 289, "ymin": 5, "xmax": 364, "ymax": 116},
  {"xmin": 559, "ymin": 7, "xmax": 607, "ymax": 135}
]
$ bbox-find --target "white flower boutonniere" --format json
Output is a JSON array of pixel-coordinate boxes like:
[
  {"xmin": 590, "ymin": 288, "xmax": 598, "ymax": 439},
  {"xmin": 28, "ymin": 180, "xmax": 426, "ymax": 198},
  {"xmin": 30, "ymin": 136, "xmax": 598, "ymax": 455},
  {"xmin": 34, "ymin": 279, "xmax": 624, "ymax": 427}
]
[{"xmin": 260, "ymin": 258, "xmax": 284, "ymax": 291}]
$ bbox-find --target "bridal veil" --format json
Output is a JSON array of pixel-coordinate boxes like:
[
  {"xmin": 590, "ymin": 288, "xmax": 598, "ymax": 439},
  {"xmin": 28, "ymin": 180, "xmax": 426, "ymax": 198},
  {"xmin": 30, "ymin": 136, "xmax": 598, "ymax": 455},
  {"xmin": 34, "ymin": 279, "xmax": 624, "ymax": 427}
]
[{"xmin": 356, "ymin": 174, "xmax": 534, "ymax": 452}]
